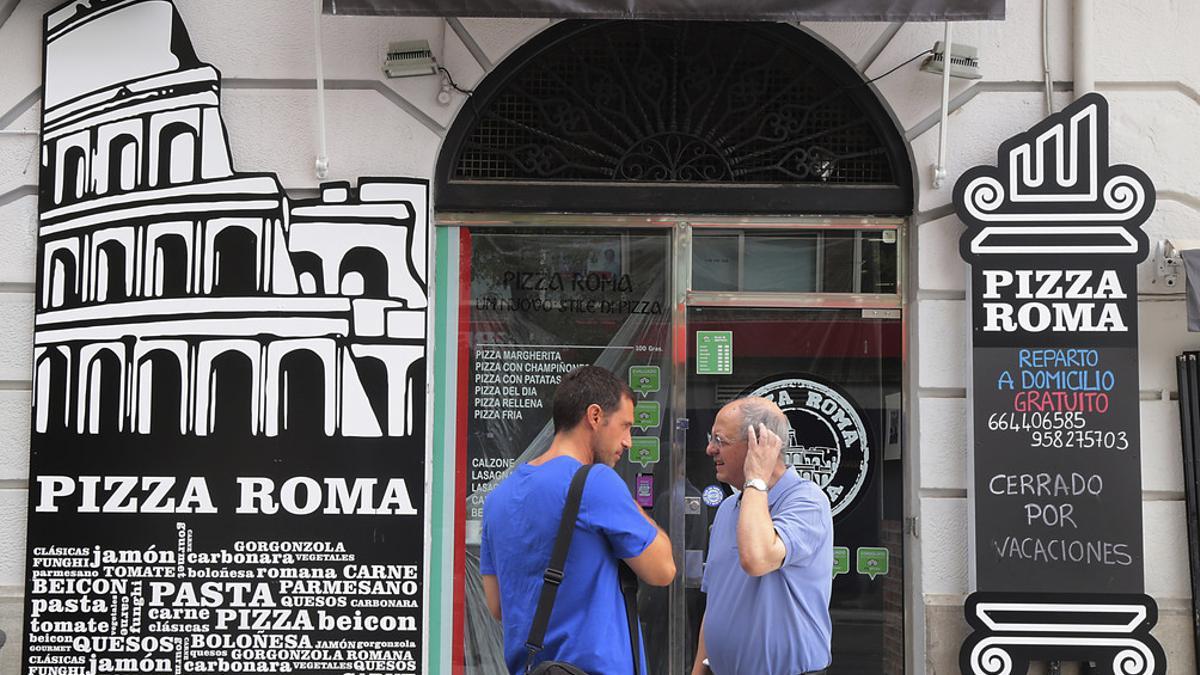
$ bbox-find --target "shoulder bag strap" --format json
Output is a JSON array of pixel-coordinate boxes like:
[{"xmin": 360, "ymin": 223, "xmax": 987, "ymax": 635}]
[
  {"xmin": 524, "ymin": 463, "xmax": 595, "ymax": 672},
  {"xmin": 618, "ymin": 561, "xmax": 642, "ymax": 675}
]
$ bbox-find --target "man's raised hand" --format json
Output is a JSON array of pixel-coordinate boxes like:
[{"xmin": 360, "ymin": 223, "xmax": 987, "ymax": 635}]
[{"xmin": 744, "ymin": 423, "xmax": 782, "ymax": 484}]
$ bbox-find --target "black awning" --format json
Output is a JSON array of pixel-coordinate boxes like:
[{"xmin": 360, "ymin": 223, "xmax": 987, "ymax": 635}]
[{"xmin": 323, "ymin": 0, "xmax": 1004, "ymax": 21}]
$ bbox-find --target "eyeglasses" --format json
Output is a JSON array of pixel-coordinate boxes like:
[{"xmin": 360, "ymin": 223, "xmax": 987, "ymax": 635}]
[{"xmin": 706, "ymin": 432, "xmax": 740, "ymax": 448}]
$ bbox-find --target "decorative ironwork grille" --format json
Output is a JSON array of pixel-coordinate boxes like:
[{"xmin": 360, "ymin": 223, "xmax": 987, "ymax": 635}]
[{"xmin": 452, "ymin": 22, "xmax": 896, "ymax": 185}]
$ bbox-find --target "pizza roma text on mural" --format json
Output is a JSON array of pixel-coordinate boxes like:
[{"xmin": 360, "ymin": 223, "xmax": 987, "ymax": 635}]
[{"xmin": 34, "ymin": 475, "xmax": 419, "ymax": 515}]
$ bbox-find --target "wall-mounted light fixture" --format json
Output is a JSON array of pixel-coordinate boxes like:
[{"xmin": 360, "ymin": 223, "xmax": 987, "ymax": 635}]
[
  {"xmin": 383, "ymin": 40, "xmax": 438, "ymax": 78},
  {"xmin": 1155, "ymin": 239, "xmax": 1194, "ymax": 290},
  {"xmin": 920, "ymin": 40, "xmax": 982, "ymax": 80}
]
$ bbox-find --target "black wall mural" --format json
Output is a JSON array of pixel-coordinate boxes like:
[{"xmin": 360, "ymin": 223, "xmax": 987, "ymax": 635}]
[
  {"xmin": 955, "ymin": 94, "xmax": 1164, "ymax": 674},
  {"xmin": 24, "ymin": 2, "xmax": 428, "ymax": 674}
]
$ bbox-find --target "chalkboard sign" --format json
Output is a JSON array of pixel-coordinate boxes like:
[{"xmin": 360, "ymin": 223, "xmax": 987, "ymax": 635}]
[
  {"xmin": 956, "ymin": 94, "xmax": 1165, "ymax": 674},
  {"xmin": 22, "ymin": 3, "xmax": 430, "ymax": 674}
]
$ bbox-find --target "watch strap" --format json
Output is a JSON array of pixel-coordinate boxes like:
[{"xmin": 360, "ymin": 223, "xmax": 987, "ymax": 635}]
[{"xmin": 743, "ymin": 478, "xmax": 768, "ymax": 492}]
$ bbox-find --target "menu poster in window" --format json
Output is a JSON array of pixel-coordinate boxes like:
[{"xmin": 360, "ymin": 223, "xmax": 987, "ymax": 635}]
[
  {"xmin": 24, "ymin": 4, "xmax": 430, "ymax": 674},
  {"xmin": 955, "ymin": 94, "xmax": 1164, "ymax": 674},
  {"xmin": 459, "ymin": 231, "xmax": 671, "ymax": 673}
]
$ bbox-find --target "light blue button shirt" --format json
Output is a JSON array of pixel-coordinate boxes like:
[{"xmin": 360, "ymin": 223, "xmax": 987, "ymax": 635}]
[{"xmin": 701, "ymin": 470, "xmax": 833, "ymax": 675}]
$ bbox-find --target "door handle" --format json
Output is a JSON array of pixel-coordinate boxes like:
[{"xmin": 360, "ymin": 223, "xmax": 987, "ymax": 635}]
[{"xmin": 684, "ymin": 549, "xmax": 705, "ymax": 588}]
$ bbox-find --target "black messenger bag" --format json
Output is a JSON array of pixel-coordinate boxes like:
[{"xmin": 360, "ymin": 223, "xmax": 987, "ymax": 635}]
[{"xmin": 524, "ymin": 464, "xmax": 643, "ymax": 675}]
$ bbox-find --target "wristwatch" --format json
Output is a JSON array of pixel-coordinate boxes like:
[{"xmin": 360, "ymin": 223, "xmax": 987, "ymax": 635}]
[{"xmin": 743, "ymin": 478, "xmax": 768, "ymax": 492}]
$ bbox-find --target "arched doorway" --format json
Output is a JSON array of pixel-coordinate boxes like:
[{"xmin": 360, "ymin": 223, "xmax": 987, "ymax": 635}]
[
  {"xmin": 96, "ymin": 239, "xmax": 128, "ymax": 303},
  {"xmin": 46, "ymin": 247, "xmax": 80, "ymax": 309},
  {"xmin": 108, "ymin": 135, "xmax": 139, "ymax": 193},
  {"xmin": 59, "ymin": 145, "xmax": 88, "ymax": 204},
  {"xmin": 212, "ymin": 226, "xmax": 258, "ymax": 295},
  {"xmin": 85, "ymin": 349, "xmax": 123, "ymax": 434},
  {"xmin": 277, "ymin": 349, "xmax": 326, "ymax": 435},
  {"xmin": 153, "ymin": 234, "xmax": 190, "ymax": 297},
  {"xmin": 157, "ymin": 122, "xmax": 197, "ymax": 186},
  {"xmin": 139, "ymin": 350, "xmax": 184, "ymax": 435},
  {"xmin": 290, "ymin": 251, "xmax": 325, "ymax": 295},
  {"xmin": 339, "ymin": 247, "xmax": 389, "ymax": 298},
  {"xmin": 438, "ymin": 21, "xmax": 913, "ymax": 675},
  {"xmin": 36, "ymin": 347, "xmax": 71, "ymax": 434},
  {"xmin": 209, "ymin": 350, "xmax": 254, "ymax": 436}
]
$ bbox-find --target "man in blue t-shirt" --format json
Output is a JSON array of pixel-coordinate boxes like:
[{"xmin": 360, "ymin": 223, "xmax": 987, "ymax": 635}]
[
  {"xmin": 481, "ymin": 365, "xmax": 675, "ymax": 675},
  {"xmin": 691, "ymin": 397, "xmax": 834, "ymax": 675}
]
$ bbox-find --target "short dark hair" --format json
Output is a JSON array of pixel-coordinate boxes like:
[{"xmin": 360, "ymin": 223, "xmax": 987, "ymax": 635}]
[{"xmin": 552, "ymin": 365, "xmax": 634, "ymax": 433}]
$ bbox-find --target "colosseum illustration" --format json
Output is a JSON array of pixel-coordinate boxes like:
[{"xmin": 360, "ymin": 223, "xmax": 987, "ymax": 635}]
[{"xmin": 32, "ymin": 0, "xmax": 427, "ymax": 439}]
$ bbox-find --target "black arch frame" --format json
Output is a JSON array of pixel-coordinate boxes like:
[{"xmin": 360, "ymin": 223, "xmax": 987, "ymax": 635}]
[{"xmin": 435, "ymin": 20, "xmax": 914, "ymax": 216}]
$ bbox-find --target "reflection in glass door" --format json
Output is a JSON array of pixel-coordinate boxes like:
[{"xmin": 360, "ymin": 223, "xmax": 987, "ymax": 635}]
[
  {"xmin": 683, "ymin": 306, "xmax": 904, "ymax": 674},
  {"xmin": 456, "ymin": 227, "xmax": 676, "ymax": 674}
]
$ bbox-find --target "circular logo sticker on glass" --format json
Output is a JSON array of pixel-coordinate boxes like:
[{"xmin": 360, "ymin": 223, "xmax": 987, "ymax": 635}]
[
  {"xmin": 744, "ymin": 375, "xmax": 872, "ymax": 520},
  {"xmin": 702, "ymin": 484, "xmax": 725, "ymax": 507}
]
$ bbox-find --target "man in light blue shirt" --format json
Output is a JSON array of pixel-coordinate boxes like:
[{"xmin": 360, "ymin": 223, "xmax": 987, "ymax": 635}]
[{"xmin": 691, "ymin": 397, "xmax": 833, "ymax": 675}]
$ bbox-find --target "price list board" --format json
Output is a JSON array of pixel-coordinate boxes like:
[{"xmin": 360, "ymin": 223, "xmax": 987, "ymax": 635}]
[
  {"xmin": 465, "ymin": 345, "xmax": 591, "ymax": 521},
  {"xmin": 461, "ymin": 232, "xmax": 672, "ymax": 533}
]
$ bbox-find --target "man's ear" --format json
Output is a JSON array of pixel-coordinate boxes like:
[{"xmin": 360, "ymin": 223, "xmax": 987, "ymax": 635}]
[{"xmin": 585, "ymin": 403, "xmax": 604, "ymax": 429}]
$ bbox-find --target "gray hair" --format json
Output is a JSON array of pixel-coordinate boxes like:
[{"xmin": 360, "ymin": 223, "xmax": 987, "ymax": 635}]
[{"xmin": 731, "ymin": 397, "xmax": 790, "ymax": 446}]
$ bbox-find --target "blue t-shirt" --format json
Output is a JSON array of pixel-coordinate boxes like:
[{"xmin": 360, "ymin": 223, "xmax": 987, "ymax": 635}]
[
  {"xmin": 701, "ymin": 470, "xmax": 833, "ymax": 675},
  {"xmin": 481, "ymin": 456, "xmax": 658, "ymax": 675}
]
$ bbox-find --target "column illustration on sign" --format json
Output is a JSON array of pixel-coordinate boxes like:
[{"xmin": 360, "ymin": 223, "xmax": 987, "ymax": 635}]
[
  {"xmin": 955, "ymin": 94, "xmax": 1164, "ymax": 674},
  {"xmin": 23, "ymin": 2, "xmax": 429, "ymax": 674}
]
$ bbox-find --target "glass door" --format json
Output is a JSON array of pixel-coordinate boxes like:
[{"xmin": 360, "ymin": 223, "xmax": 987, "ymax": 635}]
[
  {"xmin": 678, "ymin": 224, "xmax": 905, "ymax": 675},
  {"xmin": 454, "ymin": 225, "xmax": 678, "ymax": 674},
  {"xmin": 447, "ymin": 217, "xmax": 904, "ymax": 675},
  {"xmin": 683, "ymin": 307, "xmax": 904, "ymax": 674}
]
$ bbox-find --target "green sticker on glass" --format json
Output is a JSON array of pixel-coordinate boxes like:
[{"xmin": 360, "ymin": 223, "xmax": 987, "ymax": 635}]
[
  {"xmin": 634, "ymin": 401, "xmax": 661, "ymax": 431},
  {"xmin": 630, "ymin": 437, "xmax": 660, "ymax": 467},
  {"xmin": 696, "ymin": 331, "xmax": 733, "ymax": 375},
  {"xmin": 857, "ymin": 547, "xmax": 889, "ymax": 580},
  {"xmin": 629, "ymin": 366, "xmax": 661, "ymax": 396},
  {"xmin": 832, "ymin": 547, "xmax": 850, "ymax": 577}
]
